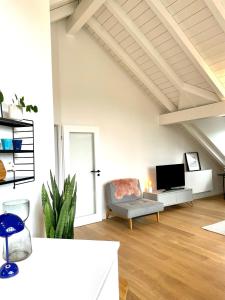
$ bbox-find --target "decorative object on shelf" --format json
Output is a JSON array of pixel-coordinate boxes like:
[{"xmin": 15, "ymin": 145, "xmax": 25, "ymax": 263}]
[
  {"xmin": 8, "ymin": 94, "xmax": 38, "ymax": 120},
  {"xmin": 8, "ymin": 103, "xmax": 23, "ymax": 120},
  {"xmin": 0, "ymin": 160, "xmax": 6, "ymax": 181},
  {"xmin": 12, "ymin": 139, "xmax": 22, "ymax": 151},
  {"xmin": 41, "ymin": 171, "xmax": 77, "ymax": 239},
  {"xmin": 0, "ymin": 91, "xmax": 3, "ymax": 118},
  {"xmin": 185, "ymin": 152, "xmax": 201, "ymax": 171},
  {"xmin": 1, "ymin": 138, "xmax": 13, "ymax": 150},
  {"xmin": 2, "ymin": 199, "xmax": 32, "ymax": 262},
  {"xmin": 0, "ymin": 213, "xmax": 24, "ymax": 279}
]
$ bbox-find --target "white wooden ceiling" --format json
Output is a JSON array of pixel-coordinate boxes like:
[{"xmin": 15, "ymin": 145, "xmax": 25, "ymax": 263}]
[{"xmin": 50, "ymin": 0, "xmax": 225, "ymax": 120}]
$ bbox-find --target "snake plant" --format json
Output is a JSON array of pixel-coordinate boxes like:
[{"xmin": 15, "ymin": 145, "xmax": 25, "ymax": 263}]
[{"xmin": 41, "ymin": 171, "xmax": 77, "ymax": 239}]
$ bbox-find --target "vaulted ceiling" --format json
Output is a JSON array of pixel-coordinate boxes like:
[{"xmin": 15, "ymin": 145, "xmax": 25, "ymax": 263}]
[{"xmin": 50, "ymin": 0, "xmax": 225, "ymax": 122}]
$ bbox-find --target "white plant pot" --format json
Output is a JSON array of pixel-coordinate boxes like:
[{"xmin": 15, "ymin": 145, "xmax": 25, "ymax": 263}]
[{"xmin": 8, "ymin": 104, "xmax": 23, "ymax": 120}]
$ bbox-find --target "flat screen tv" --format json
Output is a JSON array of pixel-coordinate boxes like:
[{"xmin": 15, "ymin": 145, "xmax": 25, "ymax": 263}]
[{"xmin": 156, "ymin": 163, "xmax": 185, "ymax": 190}]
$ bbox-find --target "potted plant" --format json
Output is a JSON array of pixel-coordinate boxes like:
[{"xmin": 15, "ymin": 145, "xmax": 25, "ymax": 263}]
[
  {"xmin": 0, "ymin": 90, "xmax": 38, "ymax": 120},
  {"xmin": 8, "ymin": 94, "xmax": 38, "ymax": 120},
  {"xmin": 41, "ymin": 171, "xmax": 77, "ymax": 239}
]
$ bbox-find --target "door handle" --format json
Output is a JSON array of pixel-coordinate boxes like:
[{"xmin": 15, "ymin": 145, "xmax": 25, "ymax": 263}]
[{"xmin": 91, "ymin": 170, "xmax": 101, "ymax": 176}]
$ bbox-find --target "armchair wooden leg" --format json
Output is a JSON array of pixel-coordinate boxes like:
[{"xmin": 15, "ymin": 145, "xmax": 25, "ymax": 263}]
[
  {"xmin": 128, "ymin": 218, "xmax": 133, "ymax": 230},
  {"xmin": 106, "ymin": 209, "xmax": 110, "ymax": 219},
  {"xmin": 156, "ymin": 212, "xmax": 159, "ymax": 222}
]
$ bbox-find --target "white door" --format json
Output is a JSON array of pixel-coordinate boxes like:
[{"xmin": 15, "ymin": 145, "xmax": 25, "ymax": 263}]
[{"xmin": 63, "ymin": 126, "xmax": 102, "ymax": 227}]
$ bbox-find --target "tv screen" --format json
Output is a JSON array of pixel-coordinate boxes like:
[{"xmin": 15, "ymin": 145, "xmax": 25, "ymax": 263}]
[{"xmin": 156, "ymin": 164, "xmax": 185, "ymax": 190}]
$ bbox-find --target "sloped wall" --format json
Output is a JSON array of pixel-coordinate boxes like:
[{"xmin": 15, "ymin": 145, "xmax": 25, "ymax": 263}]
[
  {"xmin": 51, "ymin": 20, "xmax": 223, "ymax": 214},
  {"xmin": 193, "ymin": 117, "xmax": 225, "ymax": 155}
]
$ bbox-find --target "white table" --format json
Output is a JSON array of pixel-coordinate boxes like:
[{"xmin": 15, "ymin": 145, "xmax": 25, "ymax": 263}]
[{"xmin": 0, "ymin": 238, "xmax": 120, "ymax": 300}]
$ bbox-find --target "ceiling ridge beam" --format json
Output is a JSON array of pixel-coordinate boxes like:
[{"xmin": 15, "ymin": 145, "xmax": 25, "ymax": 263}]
[
  {"xmin": 146, "ymin": 0, "xmax": 225, "ymax": 99},
  {"xmin": 88, "ymin": 18, "xmax": 176, "ymax": 112},
  {"xmin": 204, "ymin": 0, "xmax": 225, "ymax": 35},
  {"xmin": 159, "ymin": 101, "xmax": 225, "ymax": 125},
  {"xmin": 67, "ymin": 0, "xmax": 106, "ymax": 34}
]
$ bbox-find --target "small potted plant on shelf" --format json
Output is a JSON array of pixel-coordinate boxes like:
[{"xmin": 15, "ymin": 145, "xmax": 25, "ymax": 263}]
[{"xmin": 8, "ymin": 94, "xmax": 38, "ymax": 120}]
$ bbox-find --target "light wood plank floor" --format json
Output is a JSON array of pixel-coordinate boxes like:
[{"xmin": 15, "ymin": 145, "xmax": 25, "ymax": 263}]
[{"xmin": 75, "ymin": 195, "xmax": 225, "ymax": 300}]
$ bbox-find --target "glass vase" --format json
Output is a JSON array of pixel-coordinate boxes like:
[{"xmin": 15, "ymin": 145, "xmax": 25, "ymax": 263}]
[{"xmin": 2, "ymin": 199, "xmax": 32, "ymax": 262}]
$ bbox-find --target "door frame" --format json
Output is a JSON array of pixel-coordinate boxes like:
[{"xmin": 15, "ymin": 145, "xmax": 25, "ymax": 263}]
[{"xmin": 63, "ymin": 125, "xmax": 102, "ymax": 227}]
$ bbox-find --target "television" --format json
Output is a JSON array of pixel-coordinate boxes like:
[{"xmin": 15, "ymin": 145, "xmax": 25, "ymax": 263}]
[{"xmin": 156, "ymin": 163, "xmax": 185, "ymax": 191}]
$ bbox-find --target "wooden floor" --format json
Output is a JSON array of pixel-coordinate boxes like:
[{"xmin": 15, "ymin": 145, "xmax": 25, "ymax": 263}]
[{"xmin": 75, "ymin": 195, "xmax": 225, "ymax": 300}]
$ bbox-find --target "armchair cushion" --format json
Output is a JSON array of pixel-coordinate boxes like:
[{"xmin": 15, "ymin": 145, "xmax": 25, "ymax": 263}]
[
  {"xmin": 110, "ymin": 198, "xmax": 164, "ymax": 219},
  {"xmin": 106, "ymin": 178, "xmax": 142, "ymax": 204}
]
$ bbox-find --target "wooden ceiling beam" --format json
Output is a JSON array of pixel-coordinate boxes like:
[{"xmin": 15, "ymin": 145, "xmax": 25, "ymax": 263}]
[
  {"xmin": 182, "ymin": 83, "xmax": 218, "ymax": 103},
  {"xmin": 50, "ymin": 2, "xmax": 75, "ymax": 23},
  {"xmin": 106, "ymin": 0, "xmax": 182, "ymax": 91},
  {"xmin": 146, "ymin": 0, "xmax": 225, "ymax": 99},
  {"xmin": 106, "ymin": 0, "xmax": 219, "ymax": 106},
  {"xmin": 88, "ymin": 18, "xmax": 176, "ymax": 112},
  {"xmin": 50, "ymin": 0, "xmax": 74, "ymax": 10},
  {"xmin": 67, "ymin": 0, "xmax": 106, "ymax": 34},
  {"xmin": 183, "ymin": 123, "xmax": 225, "ymax": 166},
  {"xmin": 204, "ymin": 0, "xmax": 225, "ymax": 35},
  {"xmin": 159, "ymin": 102, "xmax": 225, "ymax": 125}
]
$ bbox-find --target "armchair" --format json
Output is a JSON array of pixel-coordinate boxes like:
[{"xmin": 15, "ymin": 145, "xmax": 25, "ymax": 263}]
[{"xmin": 105, "ymin": 178, "xmax": 164, "ymax": 230}]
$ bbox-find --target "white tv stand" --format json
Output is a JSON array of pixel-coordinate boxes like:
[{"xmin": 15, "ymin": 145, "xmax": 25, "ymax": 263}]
[{"xmin": 143, "ymin": 188, "xmax": 193, "ymax": 207}]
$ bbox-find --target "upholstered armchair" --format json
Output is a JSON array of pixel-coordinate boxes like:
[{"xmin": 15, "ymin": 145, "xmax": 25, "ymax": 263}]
[{"xmin": 105, "ymin": 178, "xmax": 164, "ymax": 230}]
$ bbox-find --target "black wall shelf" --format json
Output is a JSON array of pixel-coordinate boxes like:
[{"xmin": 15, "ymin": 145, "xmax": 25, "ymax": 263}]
[
  {"xmin": 0, "ymin": 176, "xmax": 35, "ymax": 186},
  {"xmin": 0, "ymin": 150, "xmax": 34, "ymax": 153},
  {"xmin": 0, "ymin": 118, "xmax": 33, "ymax": 128},
  {"xmin": 0, "ymin": 118, "xmax": 35, "ymax": 188}
]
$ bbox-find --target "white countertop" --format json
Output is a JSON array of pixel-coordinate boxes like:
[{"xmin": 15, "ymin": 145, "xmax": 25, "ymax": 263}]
[{"xmin": 0, "ymin": 237, "xmax": 120, "ymax": 300}]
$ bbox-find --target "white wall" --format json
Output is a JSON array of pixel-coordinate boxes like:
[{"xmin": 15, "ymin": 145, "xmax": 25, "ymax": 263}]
[
  {"xmin": 51, "ymin": 20, "xmax": 223, "ymax": 213},
  {"xmin": 0, "ymin": 1, "xmax": 55, "ymax": 236}
]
